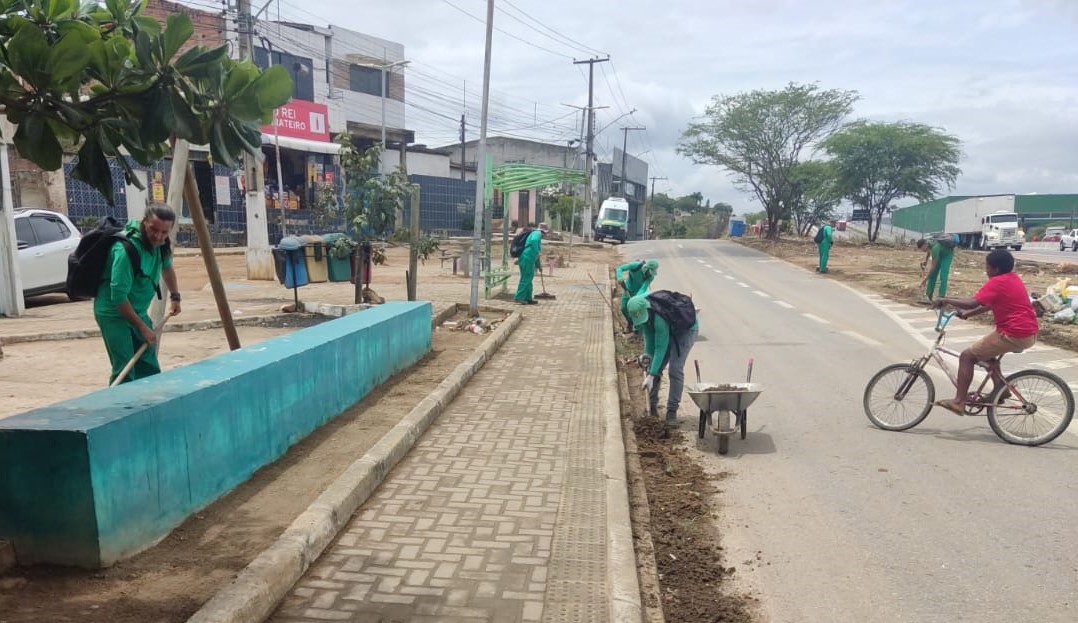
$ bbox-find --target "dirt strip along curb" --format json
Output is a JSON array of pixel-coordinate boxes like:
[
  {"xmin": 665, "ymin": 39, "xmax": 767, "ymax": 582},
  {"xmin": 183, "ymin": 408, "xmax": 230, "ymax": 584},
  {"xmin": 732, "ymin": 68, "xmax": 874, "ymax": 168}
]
[
  {"xmin": 602, "ymin": 282, "xmax": 644, "ymax": 623},
  {"xmin": 0, "ymin": 314, "xmax": 305, "ymax": 345},
  {"xmin": 618, "ymin": 367, "xmax": 665, "ymax": 623},
  {"xmin": 185, "ymin": 310, "xmax": 523, "ymax": 623}
]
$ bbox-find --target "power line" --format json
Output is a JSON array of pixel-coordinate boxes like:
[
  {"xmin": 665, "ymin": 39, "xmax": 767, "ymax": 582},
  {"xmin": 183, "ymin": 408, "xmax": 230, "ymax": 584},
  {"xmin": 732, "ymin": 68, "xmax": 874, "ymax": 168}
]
[
  {"xmin": 500, "ymin": 0, "xmax": 607, "ymax": 57},
  {"xmin": 440, "ymin": 0, "xmax": 573, "ymax": 59}
]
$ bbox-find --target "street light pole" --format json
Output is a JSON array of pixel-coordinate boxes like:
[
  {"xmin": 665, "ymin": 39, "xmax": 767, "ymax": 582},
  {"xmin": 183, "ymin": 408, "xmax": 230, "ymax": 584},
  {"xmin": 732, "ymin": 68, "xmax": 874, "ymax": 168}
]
[
  {"xmin": 367, "ymin": 56, "xmax": 409, "ymax": 172},
  {"xmin": 469, "ymin": 0, "xmax": 494, "ymax": 315}
]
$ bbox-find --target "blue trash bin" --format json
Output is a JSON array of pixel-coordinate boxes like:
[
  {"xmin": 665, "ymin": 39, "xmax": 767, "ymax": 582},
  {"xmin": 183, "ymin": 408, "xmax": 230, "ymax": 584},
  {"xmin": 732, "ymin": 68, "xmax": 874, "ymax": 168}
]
[{"xmin": 274, "ymin": 236, "xmax": 310, "ymax": 288}]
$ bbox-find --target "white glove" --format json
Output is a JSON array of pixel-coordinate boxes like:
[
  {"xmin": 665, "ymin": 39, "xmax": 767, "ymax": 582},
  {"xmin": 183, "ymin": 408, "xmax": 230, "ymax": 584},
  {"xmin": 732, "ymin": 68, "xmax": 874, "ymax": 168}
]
[{"xmin": 641, "ymin": 374, "xmax": 655, "ymax": 392}]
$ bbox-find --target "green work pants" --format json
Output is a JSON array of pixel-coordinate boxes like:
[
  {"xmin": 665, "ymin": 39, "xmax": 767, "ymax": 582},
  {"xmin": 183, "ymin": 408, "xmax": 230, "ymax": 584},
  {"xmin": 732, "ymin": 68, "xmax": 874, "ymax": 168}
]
[
  {"xmin": 817, "ymin": 241, "xmax": 831, "ymax": 273},
  {"xmin": 620, "ymin": 292, "xmax": 634, "ymax": 329},
  {"xmin": 96, "ymin": 314, "xmax": 160, "ymax": 385},
  {"xmin": 515, "ymin": 255, "xmax": 536, "ymax": 302},
  {"xmin": 925, "ymin": 252, "xmax": 954, "ymax": 299}
]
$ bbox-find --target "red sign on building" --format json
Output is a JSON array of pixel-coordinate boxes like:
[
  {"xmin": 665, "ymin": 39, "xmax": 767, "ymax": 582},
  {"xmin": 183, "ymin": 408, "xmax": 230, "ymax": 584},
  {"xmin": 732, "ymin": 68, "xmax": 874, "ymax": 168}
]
[{"xmin": 261, "ymin": 100, "xmax": 331, "ymax": 142}]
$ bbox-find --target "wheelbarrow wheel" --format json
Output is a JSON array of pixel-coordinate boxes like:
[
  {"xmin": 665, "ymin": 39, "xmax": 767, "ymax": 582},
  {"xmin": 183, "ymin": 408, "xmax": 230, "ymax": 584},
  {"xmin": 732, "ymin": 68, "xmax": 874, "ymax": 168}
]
[
  {"xmin": 698, "ymin": 409, "xmax": 708, "ymax": 439},
  {"xmin": 739, "ymin": 409, "xmax": 747, "ymax": 440},
  {"xmin": 717, "ymin": 411, "xmax": 730, "ymax": 455}
]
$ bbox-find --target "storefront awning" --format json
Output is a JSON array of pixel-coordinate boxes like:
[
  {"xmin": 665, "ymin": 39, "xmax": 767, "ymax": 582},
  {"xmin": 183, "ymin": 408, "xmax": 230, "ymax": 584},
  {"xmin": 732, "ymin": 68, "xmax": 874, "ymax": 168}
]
[{"xmin": 261, "ymin": 133, "xmax": 341, "ymax": 155}]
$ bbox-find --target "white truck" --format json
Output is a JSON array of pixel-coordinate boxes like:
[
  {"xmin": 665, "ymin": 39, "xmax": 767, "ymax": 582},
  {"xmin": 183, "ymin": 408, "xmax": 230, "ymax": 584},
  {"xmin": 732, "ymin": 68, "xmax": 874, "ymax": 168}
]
[{"xmin": 944, "ymin": 195, "xmax": 1024, "ymax": 250}]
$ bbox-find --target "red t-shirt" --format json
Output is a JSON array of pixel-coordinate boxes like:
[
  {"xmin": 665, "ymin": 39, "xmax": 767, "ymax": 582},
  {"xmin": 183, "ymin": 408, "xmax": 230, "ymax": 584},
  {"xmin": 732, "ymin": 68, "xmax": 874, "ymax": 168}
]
[{"xmin": 973, "ymin": 272, "xmax": 1039, "ymax": 338}]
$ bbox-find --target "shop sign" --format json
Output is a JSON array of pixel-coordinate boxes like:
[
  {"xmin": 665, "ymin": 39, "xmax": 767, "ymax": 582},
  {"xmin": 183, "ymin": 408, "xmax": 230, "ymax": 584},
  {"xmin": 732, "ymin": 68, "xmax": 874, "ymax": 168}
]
[{"xmin": 262, "ymin": 100, "xmax": 330, "ymax": 142}]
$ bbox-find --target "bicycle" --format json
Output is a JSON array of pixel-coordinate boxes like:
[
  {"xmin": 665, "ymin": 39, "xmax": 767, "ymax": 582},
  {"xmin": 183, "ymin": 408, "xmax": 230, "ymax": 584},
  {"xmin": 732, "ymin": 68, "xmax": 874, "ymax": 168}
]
[{"xmin": 863, "ymin": 309, "xmax": 1075, "ymax": 446}]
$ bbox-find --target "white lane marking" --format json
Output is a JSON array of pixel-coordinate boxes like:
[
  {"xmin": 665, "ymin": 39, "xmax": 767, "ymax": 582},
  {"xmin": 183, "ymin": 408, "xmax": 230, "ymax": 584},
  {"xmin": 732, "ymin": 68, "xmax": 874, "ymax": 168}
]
[
  {"xmin": 737, "ymin": 282, "xmax": 750, "ymax": 288},
  {"xmin": 753, "ymin": 290, "xmax": 770, "ymax": 298},
  {"xmin": 774, "ymin": 301, "xmax": 795, "ymax": 309},
  {"xmin": 696, "ymin": 258, "xmax": 705, "ymax": 263},
  {"xmin": 802, "ymin": 313, "xmax": 830, "ymax": 324},
  {"xmin": 713, "ymin": 269, "xmax": 724, "ymax": 274},
  {"xmin": 703, "ymin": 263, "xmax": 713, "ymax": 268},
  {"xmin": 679, "ymin": 244, "xmax": 684, "ymax": 249},
  {"xmin": 725, "ymin": 275, "xmax": 735, "ymax": 280},
  {"xmin": 841, "ymin": 330, "xmax": 882, "ymax": 347}
]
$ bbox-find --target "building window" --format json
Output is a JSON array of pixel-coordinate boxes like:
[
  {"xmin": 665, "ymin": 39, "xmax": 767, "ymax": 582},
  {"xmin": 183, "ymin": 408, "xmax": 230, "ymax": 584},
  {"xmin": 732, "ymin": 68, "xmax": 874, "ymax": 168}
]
[
  {"xmin": 349, "ymin": 64, "xmax": 382, "ymax": 97},
  {"xmin": 254, "ymin": 47, "xmax": 314, "ymax": 102}
]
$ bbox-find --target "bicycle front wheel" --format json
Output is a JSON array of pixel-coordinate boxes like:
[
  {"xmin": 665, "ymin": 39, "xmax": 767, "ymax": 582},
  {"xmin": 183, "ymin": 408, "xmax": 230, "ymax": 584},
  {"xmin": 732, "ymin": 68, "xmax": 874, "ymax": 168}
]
[
  {"xmin": 863, "ymin": 364, "xmax": 935, "ymax": 431},
  {"xmin": 988, "ymin": 370, "xmax": 1075, "ymax": 446}
]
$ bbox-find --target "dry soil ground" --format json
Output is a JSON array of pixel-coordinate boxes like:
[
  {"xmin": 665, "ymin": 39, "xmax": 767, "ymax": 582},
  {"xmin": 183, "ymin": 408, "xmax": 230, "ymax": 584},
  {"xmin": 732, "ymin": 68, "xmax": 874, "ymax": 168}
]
[{"xmin": 737, "ymin": 236, "xmax": 1078, "ymax": 353}]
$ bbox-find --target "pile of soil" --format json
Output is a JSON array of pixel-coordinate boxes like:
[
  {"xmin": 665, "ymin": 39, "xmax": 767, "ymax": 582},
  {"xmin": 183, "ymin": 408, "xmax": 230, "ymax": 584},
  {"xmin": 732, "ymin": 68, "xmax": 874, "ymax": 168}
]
[{"xmin": 615, "ymin": 329, "xmax": 755, "ymax": 622}]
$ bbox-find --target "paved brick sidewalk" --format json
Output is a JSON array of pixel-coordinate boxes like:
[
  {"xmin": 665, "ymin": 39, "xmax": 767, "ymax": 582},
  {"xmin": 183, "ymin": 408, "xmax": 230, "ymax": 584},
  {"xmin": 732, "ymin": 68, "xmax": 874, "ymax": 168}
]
[{"xmin": 268, "ymin": 266, "xmax": 636, "ymax": 623}]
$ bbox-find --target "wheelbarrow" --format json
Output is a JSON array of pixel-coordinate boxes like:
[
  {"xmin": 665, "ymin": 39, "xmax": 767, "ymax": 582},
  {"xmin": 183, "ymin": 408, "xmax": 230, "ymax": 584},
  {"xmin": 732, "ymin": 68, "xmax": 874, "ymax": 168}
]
[{"xmin": 688, "ymin": 359, "xmax": 763, "ymax": 455}]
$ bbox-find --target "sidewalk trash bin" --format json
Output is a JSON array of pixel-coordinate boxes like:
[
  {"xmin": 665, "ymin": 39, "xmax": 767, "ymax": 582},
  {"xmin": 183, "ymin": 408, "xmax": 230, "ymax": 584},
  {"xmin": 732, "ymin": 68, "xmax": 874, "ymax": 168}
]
[
  {"xmin": 300, "ymin": 234, "xmax": 328, "ymax": 283},
  {"xmin": 322, "ymin": 233, "xmax": 352, "ymax": 282},
  {"xmin": 273, "ymin": 236, "xmax": 309, "ymax": 289}
]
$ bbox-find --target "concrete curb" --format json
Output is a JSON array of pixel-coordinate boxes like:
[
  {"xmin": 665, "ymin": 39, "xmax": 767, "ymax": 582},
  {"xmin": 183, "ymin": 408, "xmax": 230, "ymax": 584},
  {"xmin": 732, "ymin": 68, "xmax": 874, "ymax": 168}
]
[
  {"xmin": 600, "ymin": 269, "xmax": 643, "ymax": 623},
  {"xmin": 186, "ymin": 309, "xmax": 524, "ymax": 623}
]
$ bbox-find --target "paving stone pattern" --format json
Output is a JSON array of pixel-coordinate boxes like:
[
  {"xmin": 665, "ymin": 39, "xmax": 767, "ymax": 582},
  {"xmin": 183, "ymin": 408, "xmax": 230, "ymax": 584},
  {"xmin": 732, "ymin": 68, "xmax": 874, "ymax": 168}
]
[{"xmin": 271, "ymin": 265, "xmax": 612, "ymax": 623}]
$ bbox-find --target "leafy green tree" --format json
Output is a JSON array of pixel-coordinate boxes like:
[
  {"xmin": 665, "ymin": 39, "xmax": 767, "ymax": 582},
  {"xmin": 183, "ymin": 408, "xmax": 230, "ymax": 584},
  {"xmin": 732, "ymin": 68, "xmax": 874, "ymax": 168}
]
[
  {"xmin": 548, "ymin": 192, "xmax": 582, "ymax": 234},
  {"xmin": 678, "ymin": 83, "xmax": 858, "ymax": 239},
  {"xmin": 789, "ymin": 160, "xmax": 842, "ymax": 236},
  {"xmin": 0, "ymin": 0, "xmax": 292, "ymax": 202},
  {"xmin": 337, "ymin": 136, "xmax": 409, "ymax": 240},
  {"xmin": 822, "ymin": 120, "xmax": 961, "ymax": 241}
]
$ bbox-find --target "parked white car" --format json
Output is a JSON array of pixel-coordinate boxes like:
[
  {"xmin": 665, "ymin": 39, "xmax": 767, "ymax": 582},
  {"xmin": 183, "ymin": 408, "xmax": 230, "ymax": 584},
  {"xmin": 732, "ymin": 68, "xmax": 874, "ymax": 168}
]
[
  {"xmin": 14, "ymin": 208, "xmax": 81, "ymax": 298},
  {"xmin": 1060, "ymin": 229, "xmax": 1078, "ymax": 252}
]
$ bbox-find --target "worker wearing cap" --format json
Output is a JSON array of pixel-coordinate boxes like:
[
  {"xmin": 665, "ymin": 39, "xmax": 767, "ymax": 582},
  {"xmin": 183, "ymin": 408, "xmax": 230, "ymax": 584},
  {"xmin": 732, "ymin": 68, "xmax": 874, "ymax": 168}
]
[
  {"xmin": 514, "ymin": 228, "xmax": 543, "ymax": 305},
  {"xmin": 627, "ymin": 293, "xmax": 698, "ymax": 427},
  {"xmin": 615, "ymin": 259, "xmax": 659, "ymax": 331}
]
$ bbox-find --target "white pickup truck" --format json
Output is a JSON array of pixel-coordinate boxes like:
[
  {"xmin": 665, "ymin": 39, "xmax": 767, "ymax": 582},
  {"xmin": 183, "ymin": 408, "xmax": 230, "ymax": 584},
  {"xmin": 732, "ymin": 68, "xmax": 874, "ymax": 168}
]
[{"xmin": 1059, "ymin": 229, "xmax": 1078, "ymax": 252}]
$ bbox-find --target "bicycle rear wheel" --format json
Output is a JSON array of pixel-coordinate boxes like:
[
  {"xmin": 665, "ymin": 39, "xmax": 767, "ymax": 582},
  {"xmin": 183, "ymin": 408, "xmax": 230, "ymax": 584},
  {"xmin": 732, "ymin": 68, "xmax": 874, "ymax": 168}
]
[
  {"xmin": 988, "ymin": 370, "xmax": 1074, "ymax": 446},
  {"xmin": 863, "ymin": 364, "xmax": 934, "ymax": 431}
]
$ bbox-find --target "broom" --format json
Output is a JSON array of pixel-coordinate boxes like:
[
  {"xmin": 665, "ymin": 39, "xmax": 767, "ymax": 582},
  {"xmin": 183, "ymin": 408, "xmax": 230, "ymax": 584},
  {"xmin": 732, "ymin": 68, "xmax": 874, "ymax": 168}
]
[{"xmin": 535, "ymin": 264, "xmax": 556, "ymax": 299}]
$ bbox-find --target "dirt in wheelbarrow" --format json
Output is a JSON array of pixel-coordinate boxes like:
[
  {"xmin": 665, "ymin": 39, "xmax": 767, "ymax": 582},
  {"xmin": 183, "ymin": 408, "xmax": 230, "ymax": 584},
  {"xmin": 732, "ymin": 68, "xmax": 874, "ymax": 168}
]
[{"xmin": 615, "ymin": 331, "xmax": 758, "ymax": 622}]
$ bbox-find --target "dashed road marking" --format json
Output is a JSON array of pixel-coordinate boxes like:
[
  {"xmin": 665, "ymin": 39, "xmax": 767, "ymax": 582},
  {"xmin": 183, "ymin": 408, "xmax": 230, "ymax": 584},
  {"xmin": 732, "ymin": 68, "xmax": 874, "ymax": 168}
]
[
  {"xmin": 725, "ymin": 275, "xmax": 735, "ymax": 280},
  {"xmin": 774, "ymin": 301, "xmax": 795, "ymax": 309},
  {"xmin": 679, "ymin": 244, "xmax": 684, "ymax": 249},
  {"xmin": 703, "ymin": 263, "xmax": 713, "ymax": 268},
  {"xmin": 713, "ymin": 269, "xmax": 724, "ymax": 274},
  {"xmin": 737, "ymin": 282, "xmax": 750, "ymax": 288},
  {"xmin": 841, "ymin": 330, "xmax": 882, "ymax": 347},
  {"xmin": 802, "ymin": 313, "xmax": 830, "ymax": 324},
  {"xmin": 753, "ymin": 290, "xmax": 770, "ymax": 298}
]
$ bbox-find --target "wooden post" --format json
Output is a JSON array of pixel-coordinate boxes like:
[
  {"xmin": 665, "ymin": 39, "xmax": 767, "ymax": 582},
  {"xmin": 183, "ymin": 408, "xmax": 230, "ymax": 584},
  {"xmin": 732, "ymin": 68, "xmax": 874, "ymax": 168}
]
[
  {"xmin": 407, "ymin": 184, "xmax": 420, "ymax": 301},
  {"xmin": 183, "ymin": 162, "xmax": 241, "ymax": 350}
]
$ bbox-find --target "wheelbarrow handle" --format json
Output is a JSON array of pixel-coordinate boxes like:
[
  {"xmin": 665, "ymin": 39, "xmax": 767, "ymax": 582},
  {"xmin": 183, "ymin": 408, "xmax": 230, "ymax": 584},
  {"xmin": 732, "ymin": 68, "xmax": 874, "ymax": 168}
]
[
  {"xmin": 746, "ymin": 358, "xmax": 754, "ymax": 383},
  {"xmin": 694, "ymin": 359, "xmax": 701, "ymax": 385}
]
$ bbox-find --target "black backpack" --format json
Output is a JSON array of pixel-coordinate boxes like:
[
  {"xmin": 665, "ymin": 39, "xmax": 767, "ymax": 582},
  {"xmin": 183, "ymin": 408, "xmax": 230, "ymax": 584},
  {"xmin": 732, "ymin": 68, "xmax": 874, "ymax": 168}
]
[
  {"xmin": 509, "ymin": 228, "xmax": 532, "ymax": 258},
  {"xmin": 813, "ymin": 226, "xmax": 826, "ymax": 244},
  {"xmin": 66, "ymin": 217, "xmax": 166, "ymax": 300},
  {"xmin": 646, "ymin": 290, "xmax": 697, "ymax": 332}
]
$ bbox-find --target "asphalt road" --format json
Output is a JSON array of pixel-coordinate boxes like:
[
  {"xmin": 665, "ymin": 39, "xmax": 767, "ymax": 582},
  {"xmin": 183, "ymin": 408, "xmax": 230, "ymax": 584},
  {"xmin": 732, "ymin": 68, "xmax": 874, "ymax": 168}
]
[{"xmin": 621, "ymin": 239, "xmax": 1078, "ymax": 623}]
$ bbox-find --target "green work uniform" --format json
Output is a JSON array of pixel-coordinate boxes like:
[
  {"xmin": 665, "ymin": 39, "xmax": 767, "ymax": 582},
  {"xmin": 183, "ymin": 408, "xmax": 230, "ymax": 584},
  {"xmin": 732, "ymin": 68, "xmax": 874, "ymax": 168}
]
[
  {"xmin": 817, "ymin": 224, "xmax": 833, "ymax": 273},
  {"xmin": 925, "ymin": 240, "xmax": 954, "ymax": 300},
  {"xmin": 639, "ymin": 311, "xmax": 699, "ymax": 423},
  {"xmin": 93, "ymin": 219, "xmax": 172, "ymax": 385},
  {"xmin": 514, "ymin": 229, "xmax": 542, "ymax": 302},
  {"xmin": 616, "ymin": 260, "xmax": 656, "ymax": 328}
]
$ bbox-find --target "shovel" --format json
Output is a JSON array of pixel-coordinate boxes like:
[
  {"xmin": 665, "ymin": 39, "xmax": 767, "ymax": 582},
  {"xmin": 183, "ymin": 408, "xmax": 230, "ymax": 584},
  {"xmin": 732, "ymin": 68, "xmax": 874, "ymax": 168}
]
[{"xmin": 111, "ymin": 316, "xmax": 169, "ymax": 387}]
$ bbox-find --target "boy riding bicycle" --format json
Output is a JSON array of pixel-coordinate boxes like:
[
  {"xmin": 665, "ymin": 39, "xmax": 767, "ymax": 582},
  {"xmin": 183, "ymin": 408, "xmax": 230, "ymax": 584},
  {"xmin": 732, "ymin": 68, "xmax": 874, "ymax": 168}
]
[{"xmin": 931, "ymin": 249, "xmax": 1039, "ymax": 414}]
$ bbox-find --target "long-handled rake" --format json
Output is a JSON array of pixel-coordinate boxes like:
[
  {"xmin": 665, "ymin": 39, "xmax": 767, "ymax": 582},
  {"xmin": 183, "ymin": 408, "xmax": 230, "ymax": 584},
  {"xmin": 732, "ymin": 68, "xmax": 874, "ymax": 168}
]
[{"xmin": 535, "ymin": 265, "xmax": 556, "ymax": 300}]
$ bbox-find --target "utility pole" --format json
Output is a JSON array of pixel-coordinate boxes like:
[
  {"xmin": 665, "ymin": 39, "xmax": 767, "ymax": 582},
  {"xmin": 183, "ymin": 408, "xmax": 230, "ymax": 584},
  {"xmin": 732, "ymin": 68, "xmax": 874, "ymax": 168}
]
[
  {"xmin": 469, "ymin": 0, "xmax": 494, "ymax": 315},
  {"xmin": 573, "ymin": 56, "xmax": 609, "ymax": 241},
  {"xmin": 648, "ymin": 176, "xmax": 667, "ymax": 241},
  {"xmin": 237, "ymin": 0, "xmax": 274, "ymax": 279},
  {"xmin": 459, "ymin": 114, "xmax": 466, "ymax": 181},
  {"xmin": 618, "ymin": 126, "xmax": 645, "ymax": 196}
]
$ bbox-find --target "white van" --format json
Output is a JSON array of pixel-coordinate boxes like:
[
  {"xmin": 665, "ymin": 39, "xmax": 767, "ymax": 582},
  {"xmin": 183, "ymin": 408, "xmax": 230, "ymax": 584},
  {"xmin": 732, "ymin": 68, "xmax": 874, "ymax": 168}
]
[{"xmin": 595, "ymin": 197, "xmax": 629, "ymax": 243}]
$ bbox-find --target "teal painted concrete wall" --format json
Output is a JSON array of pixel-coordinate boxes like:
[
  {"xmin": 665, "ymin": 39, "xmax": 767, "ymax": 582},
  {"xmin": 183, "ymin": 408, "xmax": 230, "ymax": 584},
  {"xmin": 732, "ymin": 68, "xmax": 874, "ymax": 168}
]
[{"xmin": 0, "ymin": 301, "xmax": 431, "ymax": 567}]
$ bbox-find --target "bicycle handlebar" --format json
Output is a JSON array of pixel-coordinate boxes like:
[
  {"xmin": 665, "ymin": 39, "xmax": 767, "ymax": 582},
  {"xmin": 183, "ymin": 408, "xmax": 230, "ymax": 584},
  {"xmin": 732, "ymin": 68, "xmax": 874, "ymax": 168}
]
[{"xmin": 935, "ymin": 308, "xmax": 957, "ymax": 331}]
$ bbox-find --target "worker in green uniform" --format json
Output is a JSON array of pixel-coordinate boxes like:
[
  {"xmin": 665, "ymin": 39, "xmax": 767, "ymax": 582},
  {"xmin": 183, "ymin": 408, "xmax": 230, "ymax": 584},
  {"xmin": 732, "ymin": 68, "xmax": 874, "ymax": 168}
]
[
  {"xmin": 918, "ymin": 237, "xmax": 955, "ymax": 304},
  {"xmin": 95, "ymin": 205, "xmax": 182, "ymax": 384},
  {"xmin": 615, "ymin": 259, "xmax": 659, "ymax": 331},
  {"xmin": 816, "ymin": 221, "xmax": 834, "ymax": 273},
  {"xmin": 513, "ymin": 228, "xmax": 543, "ymax": 304},
  {"xmin": 627, "ymin": 293, "xmax": 698, "ymax": 427}
]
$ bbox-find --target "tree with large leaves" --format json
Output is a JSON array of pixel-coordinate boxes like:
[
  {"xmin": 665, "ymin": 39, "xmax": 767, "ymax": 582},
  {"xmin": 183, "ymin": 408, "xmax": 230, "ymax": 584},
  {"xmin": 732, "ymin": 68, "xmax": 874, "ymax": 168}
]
[
  {"xmin": 336, "ymin": 136, "xmax": 410, "ymax": 242},
  {"xmin": 0, "ymin": 0, "xmax": 293, "ymax": 203},
  {"xmin": 678, "ymin": 83, "xmax": 858, "ymax": 239},
  {"xmin": 821, "ymin": 121, "xmax": 961, "ymax": 242}
]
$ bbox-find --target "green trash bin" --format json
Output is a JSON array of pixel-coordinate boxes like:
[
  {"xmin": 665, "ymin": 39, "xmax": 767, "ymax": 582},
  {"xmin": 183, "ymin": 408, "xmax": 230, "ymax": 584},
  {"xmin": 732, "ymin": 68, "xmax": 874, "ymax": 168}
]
[{"xmin": 323, "ymin": 233, "xmax": 354, "ymax": 282}]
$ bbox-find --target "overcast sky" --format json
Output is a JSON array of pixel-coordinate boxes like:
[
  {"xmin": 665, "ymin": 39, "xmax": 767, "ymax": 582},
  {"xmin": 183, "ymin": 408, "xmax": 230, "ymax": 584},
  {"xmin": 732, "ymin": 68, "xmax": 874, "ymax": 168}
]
[{"xmin": 256, "ymin": 0, "xmax": 1078, "ymax": 213}]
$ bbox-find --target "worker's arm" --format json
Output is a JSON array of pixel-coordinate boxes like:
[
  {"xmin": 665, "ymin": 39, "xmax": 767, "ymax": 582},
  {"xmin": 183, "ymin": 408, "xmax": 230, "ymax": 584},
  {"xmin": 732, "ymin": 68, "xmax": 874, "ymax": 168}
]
[
  {"xmin": 162, "ymin": 265, "xmax": 181, "ymax": 316},
  {"xmin": 648, "ymin": 316, "xmax": 671, "ymax": 376},
  {"xmin": 117, "ymin": 301, "xmax": 156, "ymax": 345}
]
